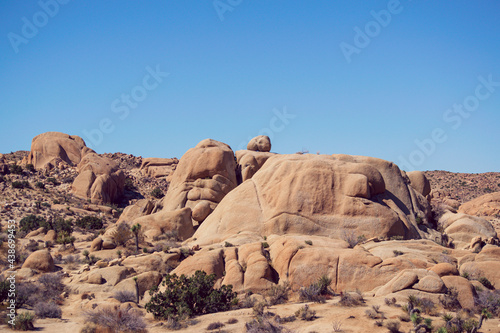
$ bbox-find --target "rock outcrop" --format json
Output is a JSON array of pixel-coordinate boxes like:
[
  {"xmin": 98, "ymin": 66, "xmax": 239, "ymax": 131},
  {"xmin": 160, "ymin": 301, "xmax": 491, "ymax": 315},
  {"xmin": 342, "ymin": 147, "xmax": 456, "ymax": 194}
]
[
  {"xmin": 22, "ymin": 249, "xmax": 56, "ymax": 272},
  {"xmin": 459, "ymin": 191, "xmax": 500, "ymax": 217},
  {"xmin": 26, "ymin": 132, "xmax": 94, "ymax": 170},
  {"xmin": 439, "ymin": 211, "xmax": 497, "ymax": 249},
  {"xmin": 247, "ymin": 135, "xmax": 271, "ymax": 152},
  {"xmin": 192, "ymin": 154, "xmax": 432, "ymax": 245},
  {"xmin": 71, "ymin": 153, "xmax": 125, "ymax": 204},
  {"xmin": 236, "ymin": 150, "xmax": 274, "ymax": 182},
  {"xmin": 139, "ymin": 157, "xmax": 178, "ymax": 178}
]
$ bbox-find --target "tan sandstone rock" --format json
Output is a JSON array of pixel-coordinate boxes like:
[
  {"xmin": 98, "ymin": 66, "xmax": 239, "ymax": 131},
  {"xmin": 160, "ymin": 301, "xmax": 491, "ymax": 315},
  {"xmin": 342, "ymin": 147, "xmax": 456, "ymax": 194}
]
[
  {"xmin": 26, "ymin": 132, "xmax": 94, "ymax": 170},
  {"xmin": 192, "ymin": 154, "xmax": 432, "ymax": 245},
  {"xmin": 459, "ymin": 192, "xmax": 500, "ymax": 217},
  {"xmin": 22, "ymin": 249, "xmax": 55, "ymax": 272},
  {"xmin": 247, "ymin": 135, "xmax": 271, "ymax": 152},
  {"xmin": 71, "ymin": 153, "xmax": 125, "ymax": 204},
  {"xmin": 140, "ymin": 157, "xmax": 178, "ymax": 178}
]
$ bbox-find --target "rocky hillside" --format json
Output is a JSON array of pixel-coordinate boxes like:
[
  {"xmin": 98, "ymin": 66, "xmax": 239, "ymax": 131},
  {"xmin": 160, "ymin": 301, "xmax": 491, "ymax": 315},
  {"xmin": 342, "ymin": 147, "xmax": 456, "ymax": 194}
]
[
  {"xmin": 425, "ymin": 170, "xmax": 500, "ymax": 204},
  {"xmin": 0, "ymin": 132, "xmax": 500, "ymax": 333}
]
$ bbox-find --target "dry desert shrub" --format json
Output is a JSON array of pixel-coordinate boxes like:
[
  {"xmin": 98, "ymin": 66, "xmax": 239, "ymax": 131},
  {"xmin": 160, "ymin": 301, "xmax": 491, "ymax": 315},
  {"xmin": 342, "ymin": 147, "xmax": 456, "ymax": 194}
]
[
  {"xmin": 113, "ymin": 290, "xmax": 137, "ymax": 303},
  {"xmin": 34, "ymin": 301, "xmax": 62, "ymax": 318},
  {"xmin": 385, "ymin": 320, "xmax": 401, "ymax": 333},
  {"xmin": 84, "ymin": 306, "xmax": 147, "ymax": 333},
  {"xmin": 245, "ymin": 315, "xmax": 288, "ymax": 333},
  {"xmin": 267, "ymin": 281, "xmax": 290, "ymax": 305},
  {"xmin": 338, "ymin": 291, "xmax": 364, "ymax": 307},
  {"xmin": 112, "ymin": 222, "xmax": 132, "ymax": 246},
  {"xmin": 206, "ymin": 321, "xmax": 225, "ymax": 330}
]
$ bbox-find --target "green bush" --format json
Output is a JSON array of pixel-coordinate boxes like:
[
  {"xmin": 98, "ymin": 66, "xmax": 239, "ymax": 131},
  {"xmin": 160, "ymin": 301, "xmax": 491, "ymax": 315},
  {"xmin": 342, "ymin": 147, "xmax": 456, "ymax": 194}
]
[
  {"xmin": 25, "ymin": 164, "xmax": 35, "ymax": 172},
  {"xmin": 35, "ymin": 182, "xmax": 45, "ymax": 189},
  {"xmin": 146, "ymin": 270, "xmax": 237, "ymax": 320},
  {"xmin": 151, "ymin": 187, "xmax": 164, "ymax": 199},
  {"xmin": 10, "ymin": 164, "xmax": 24, "ymax": 175},
  {"xmin": 76, "ymin": 216, "xmax": 103, "ymax": 230},
  {"xmin": 46, "ymin": 177, "xmax": 58, "ymax": 185},
  {"xmin": 12, "ymin": 180, "xmax": 30, "ymax": 189},
  {"xmin": 0, "ymin": 279, "xmax": 10, "ymax": 303},
  {"xmin": 9, "ymin": 311, "xmax": 35, "ymax": 330},
  {"xmin": 19, "ymin": 215, "xmax": 73, "ymax": 234},
  {"xmin": 479, "ymin": 277, "xmax": 494, "ymax": 290},
  {"xmin": 19, "ymin": 215, "xmax": 47, "ymax": 233}
]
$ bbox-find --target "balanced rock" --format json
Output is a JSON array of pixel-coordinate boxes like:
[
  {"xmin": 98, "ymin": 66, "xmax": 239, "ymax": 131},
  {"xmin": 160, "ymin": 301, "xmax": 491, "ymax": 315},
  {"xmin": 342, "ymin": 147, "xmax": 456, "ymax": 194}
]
[
  {"xmin": 71, "ymin": 153, "xmax": 125, "ymax": 204},
  {"xmin": 26, "ymin": 132, "xmax": 94, "ymax": 170},
  {"xmin": 247, "ymin": 135, "xmax": 271, "ymax": 152}
]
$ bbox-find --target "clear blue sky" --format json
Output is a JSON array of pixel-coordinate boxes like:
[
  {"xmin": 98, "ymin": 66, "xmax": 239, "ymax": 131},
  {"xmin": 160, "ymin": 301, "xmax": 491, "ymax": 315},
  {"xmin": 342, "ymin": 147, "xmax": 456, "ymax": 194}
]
[{"xmin": 1, "ymin": 1, "xmax": 499, "ymax": 173}]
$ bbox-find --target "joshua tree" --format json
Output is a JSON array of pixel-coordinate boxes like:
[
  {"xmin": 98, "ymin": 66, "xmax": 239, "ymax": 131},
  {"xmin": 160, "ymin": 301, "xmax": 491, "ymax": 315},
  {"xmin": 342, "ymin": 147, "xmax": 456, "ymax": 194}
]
[{"xmin": 131, "ymin": 223, "xmax": 141, "ymax": 253}]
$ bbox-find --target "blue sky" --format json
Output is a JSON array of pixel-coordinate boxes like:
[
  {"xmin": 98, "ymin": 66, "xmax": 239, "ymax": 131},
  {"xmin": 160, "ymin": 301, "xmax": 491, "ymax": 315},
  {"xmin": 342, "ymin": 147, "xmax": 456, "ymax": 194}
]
[{"xmin": 1, "ymin": 1, "xmax": 499, "ymax": 173}]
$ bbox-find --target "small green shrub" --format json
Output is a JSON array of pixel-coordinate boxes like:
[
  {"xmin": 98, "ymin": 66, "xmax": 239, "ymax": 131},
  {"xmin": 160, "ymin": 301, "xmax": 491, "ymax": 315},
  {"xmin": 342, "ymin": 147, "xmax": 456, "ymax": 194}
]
[
  {"xmin": 46, "ymin": 177, "xmax": 58, "ymax": 185},
  {"xmin": 146, "ymin": 270, "xmax": 237, "ymax": 320},
  {"xmin": 35, "ymin": 181, "xmax": 45, "ymax": 189},
  {"xmin": 262, "ymin": 242, "xmax": 269, "ymax": 248},
  {"xmin": 76, "ymin": 216, "xmax": 103, "ymax": 230},
  {"xmin": 19, "ymin": 215, "xmax": 47, "ymax": 233},
  {"xmin": 151, "ymin": 187, "xmax": 164, "ymax": 199},
  {"xmin": 305, "ymin": 240, "xmax": 313, "ymax": 246},
  {"xmin": 393, "ymin": 250, "xmax": 404, "ymax": 256},
  {"xmin": 206, "ymin": 321, "xmax": 225, "ymax": 330},
  {"xmin": 10, "ymin": 164, "xmax": 24, "ymax": 174},
  {"xmin": 25, "ymin": 164, "xmax": 35, "ymax": 172},
  {"xmin": 295, "ymin": 304, "xmax": 316, "ymax": 321},
  {"xmin": 268, "ymin": 282, "xmax": 290, "ymax": 305},
  {"xmin": 10, "ymin": 311, "xmax": 35, "ymax": 330},
  {"xmin": 12, "ymin": 180, "xmax": 30, "ymax": 189},
  {"xmin": 478, "ymin": 277, "xmax": 494, "ymax": 290}
]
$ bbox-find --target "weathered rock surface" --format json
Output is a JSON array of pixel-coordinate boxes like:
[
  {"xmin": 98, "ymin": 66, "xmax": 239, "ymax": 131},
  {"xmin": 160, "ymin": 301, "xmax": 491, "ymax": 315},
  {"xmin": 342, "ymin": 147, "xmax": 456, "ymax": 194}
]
[
  {"xmin": 71, "ymin": 153, "xmax": 125, "ymax": 204},
  {"xmin": 247, "ymin": 135, "xmax": 271, "ymax": 152},
  {"xmin": 21, "ymin": 249, "xmax": 55, "ymax": 272},
  {"xmin": 117, "ymin": 199, "xmax": 155, "ymax": 224},
  {"xmin": 407, "ymin": 170, "xmax": 431, "ymax": 197},
  {"xmin": 236, "ymin": 150, "xmax": 274, "ymax": 182},
  {"xmin": 26, "ymin": 132, "xmax": 94, "ymax": 170},
  {"xmin": 459, "ymin": 192, "xmax": 500, "ymax": 217},
  {"xmin": 439, "ymin": 211, "xmax": 497, "ymax": 249},
  {"xmin": 139, "ymin": 157, "xmax": 178, "ymax": 178},
  {"xmin": 192, "ymin": 154, "xmax": 432, "ymax": 245},
  {"xmin": 132, "ymin": 207, "xmax": 194, "ymax": 241}
]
